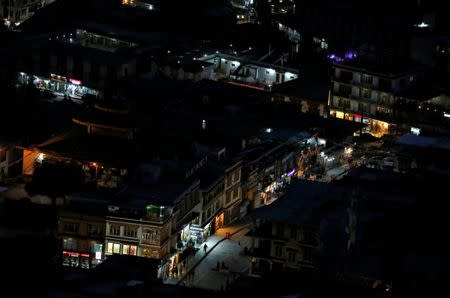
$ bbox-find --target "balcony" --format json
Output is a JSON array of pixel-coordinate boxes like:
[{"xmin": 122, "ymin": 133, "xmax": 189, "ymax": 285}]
[
  {"xmin": 351, "ymin": 80, "xmax": 374, "ymax": 88},
  {"xmin": 349, "ymin": 94, "xmax": 377, "ymax": 104},
  {"xmin": 243, "ymin": 246, "xmax": 271, "ymax": 259},
  {"xmin": 332, "ymin": 90, "xmax": 352, "ymax": 98},
  {"xmin": 333, "ymin": 75, "xmax": 353, "ymax": 84}
]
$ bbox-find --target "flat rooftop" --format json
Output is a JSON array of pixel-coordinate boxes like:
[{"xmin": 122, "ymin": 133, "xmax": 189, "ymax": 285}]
[{"xmin": 334, "ymin": 58, "xmax": 416, "ymax": 77}]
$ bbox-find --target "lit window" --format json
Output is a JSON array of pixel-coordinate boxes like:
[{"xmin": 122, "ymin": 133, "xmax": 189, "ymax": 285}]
[
  {"xmin": 107, "ymin": 242, "xmax": 113, "ymax": 254},
  {"xmin": 113, "ymin": 243, "xmax": 121, "ymax": 254},
  {"xmin": 123, "ymin": 245, "xmax": 130, "ymax": 255}
]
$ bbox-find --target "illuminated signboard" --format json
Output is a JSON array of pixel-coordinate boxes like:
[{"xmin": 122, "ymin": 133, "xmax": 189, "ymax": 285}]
[
  {"xmin": 69, "ymin": 78, "xmax": 82, "ymax": 85},
  {"xmin": 50, "ymin": 73, "xmax": 67, "ymax": 82}
]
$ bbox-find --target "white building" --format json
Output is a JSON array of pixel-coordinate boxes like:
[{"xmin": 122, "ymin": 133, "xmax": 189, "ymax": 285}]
[{"xmin": 199, "ymin": 53, "xmax": 299, "ymax": 90}]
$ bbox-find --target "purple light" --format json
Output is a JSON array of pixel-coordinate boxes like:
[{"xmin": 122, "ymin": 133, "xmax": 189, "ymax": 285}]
[
  {"xmin": 344, "ymin": 51, "xmax": 357, "ymax": 60},
  {"xmin": 327, "ymin": 53, "xmax": 345, "ymax": 62},
  {"xmin": 287, "ymin": 168, "xmax": 296, "ymax": 177}
]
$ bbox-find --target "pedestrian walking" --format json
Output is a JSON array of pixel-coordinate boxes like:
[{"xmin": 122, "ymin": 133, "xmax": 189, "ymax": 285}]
[{"xmin": 203, "ymin": 243, "xmax": 208, "ymax": 253}]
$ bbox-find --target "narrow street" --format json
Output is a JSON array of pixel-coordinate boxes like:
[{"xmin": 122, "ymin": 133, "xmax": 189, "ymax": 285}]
[{"xmin": 179, "ymin": 218, "xmax": 252, "ymax": 291}]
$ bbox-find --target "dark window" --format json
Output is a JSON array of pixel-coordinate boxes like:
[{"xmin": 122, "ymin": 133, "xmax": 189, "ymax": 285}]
[
  {"xmin": 361, "ymin": 74, "xmax": 373, "ymax": 85},
  {"xmin": 124, "ymin": 226, "xmax": 137, "ymax": 238},
  {"xmin": 88, "ymin": 224, "xmax": 103, "ymax": 236},
  {"xmin": 64, "ymin": 222, "xmax": 79, "ymax": 233},
  {"xmin": 109, "ymin": 224, "xmax": 120, "ymax": 236},
  {"xmin": 275, "ymin": 245, "xmax": 282, "ymax": 257},
  {"xmin": 338, "ymin": 97, "xmax": 350, "ymax": 108},
  {"xmin": 303, "ymin": 247, "xmax": 312, "ymax": 261},
  {"xmin": 358, "ymin": 103, "xmax": 370, "ymax": 113},
  {"xmin": 288, "ymin": 250, "xmax": 297, "ymax": 263},
  {"xmin": 0, "ymin": 149, "xmax": 6, "ymax": 162},
  {"xmin": 338, "ymin": 84, "xmax": 351, "ymax": 95},
  {"xmin": 379, "ymin": 78, "xmax": 391, "ymax": 91},
  {"xmin": 290, "ymin": 225, "xmax": 297, "ymax": 239},
  {"xmin": 359, "ymin": 88, "xmax": 371, "ymax": 98},
  {"xmin": 339, "ymin": 70, "xmax": 353, "ymax": 82}
]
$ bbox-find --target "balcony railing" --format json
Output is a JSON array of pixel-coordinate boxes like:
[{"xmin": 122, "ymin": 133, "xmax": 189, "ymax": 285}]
[{"xmin": 333, "ymin": 76, "xmax": 353, "ymax": 84}]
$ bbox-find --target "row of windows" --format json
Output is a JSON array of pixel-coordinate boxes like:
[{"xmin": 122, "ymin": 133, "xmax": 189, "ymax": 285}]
[
  {"xmin": 63, "ymin": 222, "xmax": 104, "ymax": 235},
  {"xmin": 203, "ymin": 182, "xmax": 225, "ymax": 206},
  {"xmin": 106, "ymin": 242, "xmax": 137, "ymax": 256},
  {"xmin": 336, "ymin": 97, "xmax": 391, "ymax": 113},
  {"xmin": 225, "ymin": 187, "xmax": 240, "ymax": 204},
  {"xmin": 274, "ymin": 245, "xmax": 313, "ymax": 262},
  {"xmin": 109, "ymin": 224, "xmax": 137, "ymax": 238},
  {"xmin": 226, "ymin": 169, "xmax": 241, "ymax": 187},
  {"xmin": 275, "ymin": 224, "xmax": 314, "ymax": 242},
  {"xmin": 108, "ymin": 225, "xmax": 162, "ymax": 242},
  {"xmin": 203, "ymin": 200, "xmax": 221, "ymax": 222},
  {"xmin": 63, "ymin": 238, "xmax": 102, "ymax": 254}
]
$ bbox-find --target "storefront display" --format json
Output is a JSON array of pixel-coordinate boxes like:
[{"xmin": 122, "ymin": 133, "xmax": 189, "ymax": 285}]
[{"xmin": 17, "ymin": 72, "xmax": 99, "ymax": 99}]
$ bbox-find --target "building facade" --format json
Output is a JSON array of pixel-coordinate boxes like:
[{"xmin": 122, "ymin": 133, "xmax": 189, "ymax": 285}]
[
  {"xmin": 58, "ymin": 206, "xmax": 106, "ymax": 269},
  {"xmin": 329, "ymin": 61, "xmax": 416, "ymax": 137},
  {"xmin": 247, "ymin": 219, "xmax": 316, "ymax": 275},
  {"xmin": 1, "ymin": 0, "xmax": 53, "ymax": 25}
]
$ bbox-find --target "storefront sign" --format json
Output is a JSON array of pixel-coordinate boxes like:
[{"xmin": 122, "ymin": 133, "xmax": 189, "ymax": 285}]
[
  {"xmin": 50, "ymin": 73, "xmax": 67, "ymax": 82},
  {"xmin": 69, "ymin": 78, "xmax": 82, "ymax": 85},
  {"xmin": 63, "ymin": 251, "xmax": 79, "ymax": 257}
]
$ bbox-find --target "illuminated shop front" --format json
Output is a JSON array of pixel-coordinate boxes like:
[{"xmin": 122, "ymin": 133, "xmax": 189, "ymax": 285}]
[
  {"xmin": 215, "ymin": 212, "xmax": 224, "ymax": 231},
  {"xmin": 17, "ymin": 72, "xmax": 99, "ymax": 99},
  {"xmin": 105, "ymin": 241, "xmax": 137, "ymax": 256},
  {"xmin": 330, "ymin": 109, "xmax": 392, "ymax": 137},
  {"xmin": 62, "ymin": 238, "xmax": 103, "ymax": 269},
  {"xmin": 256, "ymin": 168, "xmax": 296, "ymax": 207},
  {"xmin": 189, "ymin": 221, "xmax": 212, "ymax": 247},
  {"xmin": 180, "ymin": 224, "xmax": 191, "ymax": 243}
]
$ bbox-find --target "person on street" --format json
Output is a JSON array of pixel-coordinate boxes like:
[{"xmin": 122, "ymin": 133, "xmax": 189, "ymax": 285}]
[{"xmin": 203, "ymin": 243, "xmax": 208, "ymax": 253}]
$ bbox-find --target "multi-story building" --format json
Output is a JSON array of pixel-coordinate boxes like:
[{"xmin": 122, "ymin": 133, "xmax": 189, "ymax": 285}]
[
  {"xmin": 239, "ymin": 140, "xmax": 299, "ymax": 209},
  {"xmin": 15, "ymin": 27, "xmax": 145, "ymax": 98},
  {"xmin": 21, "ymin": 103, "xmax": 135, "ymax": 188},
  {"xmin": 199, "ymin": 52, "xmax": 299, "ymax": 90},
  {"xmin": 58, "ymin": 195, "xmax": 107, "ymax": 269},
  {"xmin": 0, "ymin": 141, "xmax": 21, "ymax": 180},
  {"xmin": 0, "ymin": 0, "xmax": 53, "ymax": 26},
  {"xmin": 104, "ymin": 196, "xmax": 172, "ymax": 261},
  {"xmin": 245, "ymin": 180, "xmax": 321, "ymax": 275},
  {"xmin": 104, "ymin": 160, "xmax": 201, "ymax": 279},
  {"xmin": 329, "ymin": 59, "xmax": 418, "ymax": 137},
  {"xmin": 223, "ymin": 158, "xmax": 243, "ymax": 224},
  {"xmin": 271, "ymin": 79, "xmax": 329, "ymax": 118},
  {"xmin": 190, "ymin": 161, "xmax": 226, "ymax": 247}
]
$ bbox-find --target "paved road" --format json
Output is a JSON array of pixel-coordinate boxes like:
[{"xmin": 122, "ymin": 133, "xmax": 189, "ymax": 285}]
[{"xmin": 182, "ymin": 219, "xmax": 252, "ymax": 291}]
